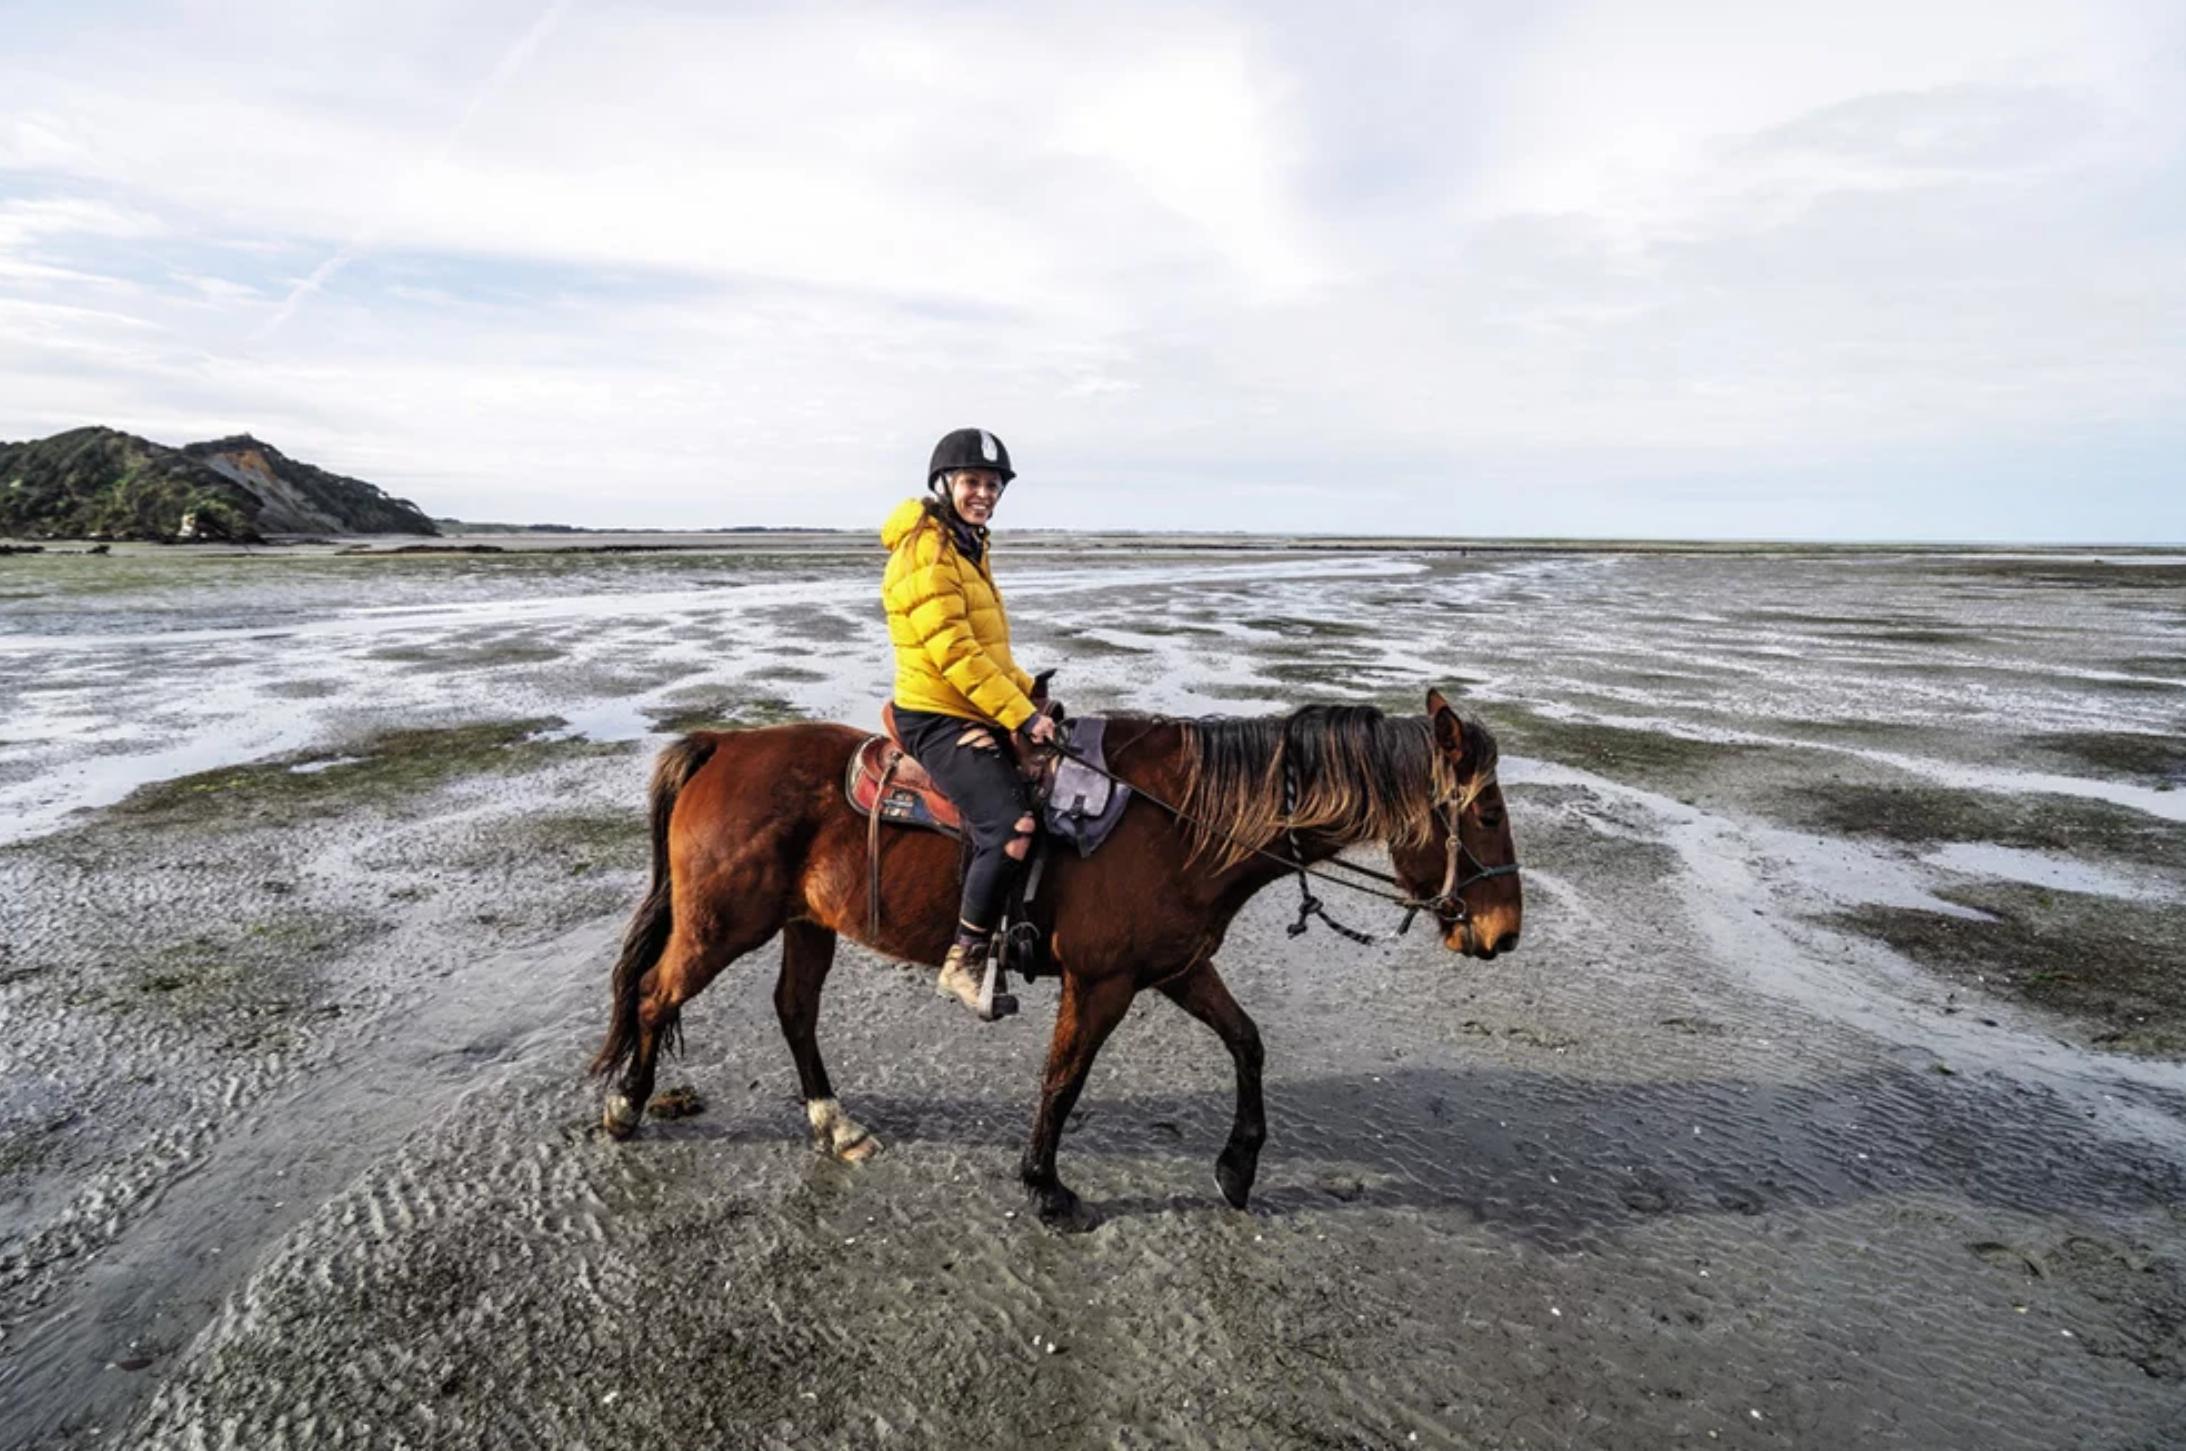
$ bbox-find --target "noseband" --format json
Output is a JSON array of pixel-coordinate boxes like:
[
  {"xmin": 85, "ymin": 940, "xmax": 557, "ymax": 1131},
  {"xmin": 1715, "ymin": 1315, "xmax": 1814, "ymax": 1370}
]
[{"xmin": 1397, "ymin": 793, "xmax": 1523, "ymax": 937}]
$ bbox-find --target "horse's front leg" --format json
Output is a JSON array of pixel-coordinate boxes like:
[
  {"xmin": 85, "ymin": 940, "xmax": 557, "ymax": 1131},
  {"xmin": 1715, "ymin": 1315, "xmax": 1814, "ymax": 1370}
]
[
  {"xmin": 1019, "ymin": 970, "xmax": 1136, "ymax": 1233},
  {"xmin": 1159, "ymin": 961, "xmax": 1265, "ymax": 1210}
]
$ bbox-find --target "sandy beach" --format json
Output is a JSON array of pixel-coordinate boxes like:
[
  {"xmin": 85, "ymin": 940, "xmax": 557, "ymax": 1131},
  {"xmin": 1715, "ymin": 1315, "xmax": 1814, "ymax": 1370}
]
[{"xmin": 2, "ymin": 538, "xmax": 2181, "ymax": 1448}]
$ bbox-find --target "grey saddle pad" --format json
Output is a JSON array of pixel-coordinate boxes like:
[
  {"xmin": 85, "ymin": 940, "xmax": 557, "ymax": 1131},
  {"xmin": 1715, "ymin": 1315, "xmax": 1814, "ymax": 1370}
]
[{"xmin": 1045, "ymin": 715, "xmax": 1133, "ymax": 857}]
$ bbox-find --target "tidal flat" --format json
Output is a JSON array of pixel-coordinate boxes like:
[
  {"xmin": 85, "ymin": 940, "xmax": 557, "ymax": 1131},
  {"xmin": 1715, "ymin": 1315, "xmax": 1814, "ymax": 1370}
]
[{"xmin": 2, "ymin": 537, "xmax": 2183, "ymax": 1448}]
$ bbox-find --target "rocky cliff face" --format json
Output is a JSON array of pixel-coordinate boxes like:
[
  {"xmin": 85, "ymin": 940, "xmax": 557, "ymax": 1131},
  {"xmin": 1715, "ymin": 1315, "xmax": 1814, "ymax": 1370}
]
[{"xmin": 0, "ymin": 427, "xmax": 438, "ymax": 541}]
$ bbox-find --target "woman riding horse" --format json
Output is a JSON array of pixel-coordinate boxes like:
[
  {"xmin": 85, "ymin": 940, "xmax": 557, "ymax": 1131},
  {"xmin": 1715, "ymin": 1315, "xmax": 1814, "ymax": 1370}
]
[
  {"xmin": 593, "ymin": 432, "xmax": 1523, "ymax": 1229},
  {"xmin": 880, "ymin": 427, "xmax": 1059, "ymax": 1018}
]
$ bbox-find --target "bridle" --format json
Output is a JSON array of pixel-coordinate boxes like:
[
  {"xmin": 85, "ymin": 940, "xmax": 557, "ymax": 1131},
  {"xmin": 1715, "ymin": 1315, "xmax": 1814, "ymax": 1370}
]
[
  {"xmin": 1046, "ymin": 729, "xmax": 1520, "ymax": 947},
  {"xmin": 1275, "ymin": 760, "xmax": 1520, "ymax": 946}
]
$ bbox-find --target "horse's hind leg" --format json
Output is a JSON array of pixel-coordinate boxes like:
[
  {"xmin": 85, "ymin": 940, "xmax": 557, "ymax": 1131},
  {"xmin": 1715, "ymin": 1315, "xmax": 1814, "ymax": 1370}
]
[
  {"xmin": 1159, "ymin": 961, "xmax": 1265, "ymax": 1210},
  {"xmin": 777, "ymin": 919, "xmax": 880, "ymax": 1162},
  {"xmin": 604, "ymin": 915, "xmax": 774, "ymax": 1137}
]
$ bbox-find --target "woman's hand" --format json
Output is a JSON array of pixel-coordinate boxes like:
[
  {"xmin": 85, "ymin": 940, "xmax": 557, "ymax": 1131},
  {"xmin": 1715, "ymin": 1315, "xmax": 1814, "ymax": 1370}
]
[{"xmin": 1021, "ymin": 712, "xmax": 1059, "ymax": 747}]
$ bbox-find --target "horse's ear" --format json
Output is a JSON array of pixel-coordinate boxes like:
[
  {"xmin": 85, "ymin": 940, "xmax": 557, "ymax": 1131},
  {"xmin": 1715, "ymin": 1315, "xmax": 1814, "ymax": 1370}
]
[{"xmin": 1427, "ymin": 689, "xmax": 1467, "ymax": 761}]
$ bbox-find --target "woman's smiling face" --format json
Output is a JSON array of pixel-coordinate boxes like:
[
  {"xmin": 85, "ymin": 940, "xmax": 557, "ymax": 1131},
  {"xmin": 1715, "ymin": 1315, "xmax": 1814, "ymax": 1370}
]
[{"xmin": 945, "ymin": 469, "xmax": 1006, "ymax": 525}]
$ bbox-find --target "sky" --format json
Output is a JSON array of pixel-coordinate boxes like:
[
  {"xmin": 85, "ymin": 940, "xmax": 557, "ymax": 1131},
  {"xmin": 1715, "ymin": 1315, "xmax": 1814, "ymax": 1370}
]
[{"xmin": 2, "ymin": 1, "xmax": 2182, "ymax": 540}]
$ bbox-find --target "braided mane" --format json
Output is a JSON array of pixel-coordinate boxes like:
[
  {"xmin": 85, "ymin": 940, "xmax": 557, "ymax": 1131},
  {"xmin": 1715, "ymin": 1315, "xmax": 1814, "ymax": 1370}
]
[{"xmin": 1174, "ymin": 704, "xmax": 1497, "ymax": 873}]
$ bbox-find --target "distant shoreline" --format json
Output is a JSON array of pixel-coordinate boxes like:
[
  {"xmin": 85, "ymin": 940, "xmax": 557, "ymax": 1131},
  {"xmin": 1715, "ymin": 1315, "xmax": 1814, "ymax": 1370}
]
[{"xmin": 6, "ymin": 530, "xmax": 2182, "ymax": 560}]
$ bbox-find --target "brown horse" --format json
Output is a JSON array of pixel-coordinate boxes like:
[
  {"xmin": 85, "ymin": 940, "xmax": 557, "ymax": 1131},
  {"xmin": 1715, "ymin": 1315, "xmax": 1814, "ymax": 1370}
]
[{"xmin": 590, "ymin": 688, "xmax": 1520, "ymax": 1231}]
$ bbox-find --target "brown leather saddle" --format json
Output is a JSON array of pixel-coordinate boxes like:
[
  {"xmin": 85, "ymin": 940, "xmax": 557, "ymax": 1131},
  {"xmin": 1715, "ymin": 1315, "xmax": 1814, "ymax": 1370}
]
[
  {"xmin": 845, "ymin": 703, "xmax": 991, "ymax": 837},
  {"xmin": 846, "ymin": 703, "xmax": 1059, "ymax": 935},
  {"xmin": 847, "ymin": 706, "xmax": 1133, "ymax": 988},
  {"xmin": 846, "ymin": 731, "xmax": 963, "ymax": 831},
  {"xmin": 846, "ymin": 702, "xmax": 1064, "ymax": 835}
]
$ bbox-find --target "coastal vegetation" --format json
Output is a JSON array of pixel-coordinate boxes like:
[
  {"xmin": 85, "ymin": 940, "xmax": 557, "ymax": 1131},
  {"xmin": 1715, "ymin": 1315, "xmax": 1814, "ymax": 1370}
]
[{"xmin": 0, "ymin": 426, "xmax": 436, "ymax": 541}]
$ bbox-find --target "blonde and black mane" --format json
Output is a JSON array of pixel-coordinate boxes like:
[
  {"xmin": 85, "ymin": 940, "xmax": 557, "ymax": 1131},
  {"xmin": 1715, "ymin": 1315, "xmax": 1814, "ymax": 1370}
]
[{"xmin": 1176, "ymin": 704, "xmax": 1498, "ymax": 872}]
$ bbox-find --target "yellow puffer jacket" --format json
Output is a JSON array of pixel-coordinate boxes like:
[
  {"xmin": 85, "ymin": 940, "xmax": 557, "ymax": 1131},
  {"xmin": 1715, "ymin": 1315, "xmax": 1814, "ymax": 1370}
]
[{"xmin": 881, "ymin": 497, "xmax": 1038, "ymax": 730}]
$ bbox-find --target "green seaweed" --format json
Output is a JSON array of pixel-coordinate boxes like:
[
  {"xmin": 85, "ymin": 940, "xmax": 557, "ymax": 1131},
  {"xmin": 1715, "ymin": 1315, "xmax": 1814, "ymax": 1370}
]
[
  {"xmin": 646, "ymin": 693, "xmax": 807, "ymax": 734},
  {"xmin": 1050, "ymin": 629, "xmax": 1152, "ymax": 657},
  {"xmin": 367, "ymin": 640, "xmax": 566, "ymax": 670},
  {"xmin": 1485, "ymin": 702, "xmax": 1767, "ymax": 790},
  {"xmin": 1827, "ymin": 883, "xmax": 2186, "ymax": 1057},
  {"xmin": 112, "ymin": 719, "xmax": 621, "ymax": 827},
  {"xmin": 1238, "ymin": 615, "xmax": 1370, "ymax": 640},
  {"xmin": 2032, "ymin": 731, "xmax": 2186, "ymax": 789},
  {"xmin": 1776, "ymin": 780, "xmax": 2186, "ymax": 864}
]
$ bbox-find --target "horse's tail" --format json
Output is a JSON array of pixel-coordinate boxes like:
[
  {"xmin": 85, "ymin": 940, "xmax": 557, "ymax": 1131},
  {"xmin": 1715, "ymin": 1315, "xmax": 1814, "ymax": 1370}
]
[{"xmin": 590, "ymin": 733, "xmax": 719, "ymax": 1080}]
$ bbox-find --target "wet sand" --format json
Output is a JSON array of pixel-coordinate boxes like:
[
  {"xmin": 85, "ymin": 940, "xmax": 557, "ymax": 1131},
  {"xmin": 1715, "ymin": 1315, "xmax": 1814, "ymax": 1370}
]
[{"xmin": 2, "ymin": 540, "xmax": 2182, "ymax": 1448}]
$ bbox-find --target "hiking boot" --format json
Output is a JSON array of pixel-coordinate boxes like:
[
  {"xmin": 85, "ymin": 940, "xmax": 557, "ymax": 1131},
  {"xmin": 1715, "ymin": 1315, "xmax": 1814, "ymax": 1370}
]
[{"xmin": 937, "ymin": 932, "xmax": 1017, "ymax": 1021}]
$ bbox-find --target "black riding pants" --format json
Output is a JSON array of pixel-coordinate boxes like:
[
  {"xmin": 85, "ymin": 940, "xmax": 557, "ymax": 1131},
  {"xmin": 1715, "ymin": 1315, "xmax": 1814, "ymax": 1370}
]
[{"xmin": 893, "ymin": 706, "xmax": 1032, "ymax": 933}]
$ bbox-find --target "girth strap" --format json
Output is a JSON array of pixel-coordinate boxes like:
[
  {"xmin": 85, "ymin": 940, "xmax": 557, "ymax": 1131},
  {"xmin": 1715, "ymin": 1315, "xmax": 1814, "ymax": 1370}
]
[{"xmin": 867, "ymin": 750, "xmax": 900, "ymax": 938}]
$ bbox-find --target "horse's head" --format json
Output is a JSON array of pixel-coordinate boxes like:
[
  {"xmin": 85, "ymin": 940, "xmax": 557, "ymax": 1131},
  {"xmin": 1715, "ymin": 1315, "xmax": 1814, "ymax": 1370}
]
[{"xmin": 1389, "ymin": 688, "xmax": 1522, "ymax": 960}]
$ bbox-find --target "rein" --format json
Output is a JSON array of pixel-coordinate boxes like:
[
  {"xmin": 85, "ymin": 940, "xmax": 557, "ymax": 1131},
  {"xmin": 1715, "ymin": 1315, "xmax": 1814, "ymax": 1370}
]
[{"xmin": 1044, "ymin": 726, "xmax": 1518, "ymax": 945}]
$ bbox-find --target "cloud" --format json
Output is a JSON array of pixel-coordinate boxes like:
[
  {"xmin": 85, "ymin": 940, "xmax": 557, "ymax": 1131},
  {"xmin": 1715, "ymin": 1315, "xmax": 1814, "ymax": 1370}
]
[
  {"xmin": 1, "ymin": 0, "xmax": 2182, "ymax": 539},
  {"xmin": 255, "ymin": 0, "xmax": 580, "ymax": 341}
]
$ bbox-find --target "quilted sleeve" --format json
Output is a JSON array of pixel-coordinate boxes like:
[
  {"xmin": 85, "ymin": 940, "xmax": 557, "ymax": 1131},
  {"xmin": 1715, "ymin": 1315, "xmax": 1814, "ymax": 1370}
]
[{"xmin": 899, "ymin": 532, "xmax": 1037, "ymax": 730}]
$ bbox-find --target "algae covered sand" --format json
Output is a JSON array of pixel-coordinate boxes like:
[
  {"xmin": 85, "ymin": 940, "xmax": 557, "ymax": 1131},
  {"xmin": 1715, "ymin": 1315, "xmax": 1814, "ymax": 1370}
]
[{"xmin": 3, "ymin": 539, "xmax": 2185, "ymax": 1449}]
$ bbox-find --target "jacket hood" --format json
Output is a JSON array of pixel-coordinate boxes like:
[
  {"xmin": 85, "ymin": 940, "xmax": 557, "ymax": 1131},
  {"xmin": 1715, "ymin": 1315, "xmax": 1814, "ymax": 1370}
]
[{"xmin": 881, "ymin": 497, "xmax": 932, "ymax": 551}]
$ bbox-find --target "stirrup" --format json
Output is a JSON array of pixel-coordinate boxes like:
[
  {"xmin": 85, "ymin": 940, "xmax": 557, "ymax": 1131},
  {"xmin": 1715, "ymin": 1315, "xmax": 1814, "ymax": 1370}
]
[{"xmin": 975, "ymin": 952, "xmax": 1018, "ymax": 1021}]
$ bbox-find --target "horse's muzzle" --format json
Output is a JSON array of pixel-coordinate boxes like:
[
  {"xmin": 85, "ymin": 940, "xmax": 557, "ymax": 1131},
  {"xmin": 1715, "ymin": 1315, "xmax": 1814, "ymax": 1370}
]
[{"xmin": 1448, "ymin": 919, "xmax": 1520, "ymax": 959}]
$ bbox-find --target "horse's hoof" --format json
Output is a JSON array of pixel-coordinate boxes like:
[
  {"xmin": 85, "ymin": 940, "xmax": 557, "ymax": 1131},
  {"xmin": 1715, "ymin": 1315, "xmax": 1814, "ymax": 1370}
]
[
  {"xmin": 807, "ymin": 1098, "xmax": 882, "ymax": 1163},
  {"xmin": 1215, "ymin": 1150, "xmax": 1257, "ymax": 1211},
  {"xmin": 834, "ymin": 1131, "xmax": 885, "ymax": 1164},
  {"xmin": 981, "ymin": 992, "xmax": 1019, "ymax": 1022},
  {"xmin": 1033, "ymin": 1186, "xmax": 1101, "ymax": 1234},
  {"xmin": 601, "ymin": 1094, "xmax": 640, "ymax": 1141}
]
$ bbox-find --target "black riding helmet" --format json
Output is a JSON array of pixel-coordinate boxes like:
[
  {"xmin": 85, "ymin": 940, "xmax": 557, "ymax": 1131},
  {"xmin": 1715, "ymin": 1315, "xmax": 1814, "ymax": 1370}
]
[{"xmin": 928, "ymin": 428, "xmax": 1015, "ymax": 487}]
